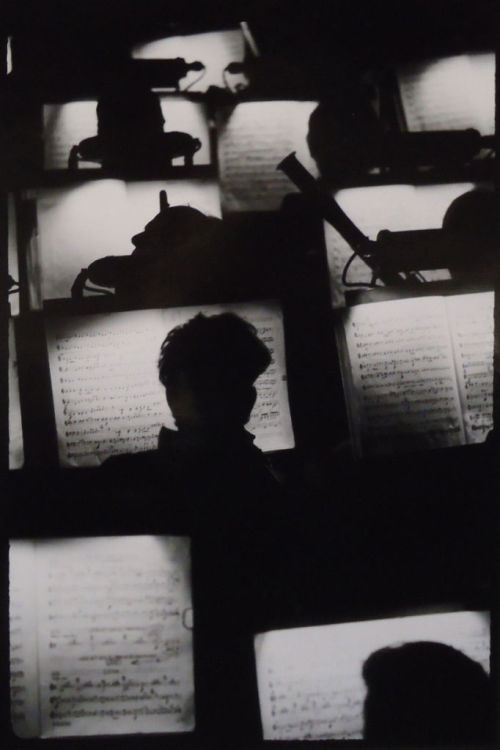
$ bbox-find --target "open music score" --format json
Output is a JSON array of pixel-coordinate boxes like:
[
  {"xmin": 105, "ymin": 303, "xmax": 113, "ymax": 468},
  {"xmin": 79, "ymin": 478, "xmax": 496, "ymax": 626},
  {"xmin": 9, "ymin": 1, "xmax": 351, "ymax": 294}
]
[
  {"xmin": 216, "ymin": 100, "xmax": 318, "ymax": 212},
  {"xmin": 254, "ymin": 610, "xmax": 489, "ymax": 741},
  {"xmin": 397, "ymin": 52, "xmax": 495, "ymax": 135},
  {"xmin": 324, "ymin": 182, "xmax": 475, "ymax": 309},
  {"xmin": 30, "ymin": 178, "xmax": 221, "ymax": 308},
  {"xmin": 43, "ymin": 96, "xmax": 211, "ymax": 170},
  {"xmin": 338, "ymin": 291, "xmax": 493, "ymax": 456},
  {"xmin": 9, "ymin": 535, "xmax": 194, "ymax": 739},
  {"xmin": 45, "ymin": 301, "xmax": 294, "ymax": 467}
]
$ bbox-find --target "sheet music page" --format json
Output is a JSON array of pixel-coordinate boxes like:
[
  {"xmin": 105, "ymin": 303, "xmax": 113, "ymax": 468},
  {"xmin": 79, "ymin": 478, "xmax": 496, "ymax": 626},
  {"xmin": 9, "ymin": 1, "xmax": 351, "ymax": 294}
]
[
  {"xmin": 217, "ymin": 100, "xmax": 318, "ymax": 212},
  {"xmin": 36, "ymin": 180, "xmax": 130, "ymax": 304},
  {"xmin": 43, "ymin": 101, "xmax": 98, "ymax": 170},
  {"xmin": 342, "ymin": 296, "xmax": 465, "ymax": 456},
  {"xmin": 34, "ymin": 179, "xmax": 221, "ymax": 306},
  {"xmin": 397, "ymin": 53, "xmax": 495, "ymax": 135},
  {"xmin": 46, "ymin": 309, "xmax": 168, "ymax": 467},
  {"xmin": 239, "ymin": 303, "xmax": 294, "ymax": 451},
  {"xmin": 46, "ymin": 301, "xmax": 293, "ymax": 467},
  {"xmin": 8, "ymin": 320, "xmax": 24, "ymax": 470},
  {"xmin": 28, "ymin": 535, "xmax": 194, "ymax": 738},
  {"xmin": 9, "ymin": 541, "xmax": 41, "ymax": 738},
  {"xmin": 255, "ymin": 611, "xmax": 489, "ymax": 741},
  {"xmin": 446, "ymin": 291, "xmax": 494, "ymax": 444},
  {"xmin": 132, "ymin": 29, "xmax": 245, "ymax": 92},
  {"xmin": 326, "ymin": 183, "xmax": 473, "ymax": 309}
]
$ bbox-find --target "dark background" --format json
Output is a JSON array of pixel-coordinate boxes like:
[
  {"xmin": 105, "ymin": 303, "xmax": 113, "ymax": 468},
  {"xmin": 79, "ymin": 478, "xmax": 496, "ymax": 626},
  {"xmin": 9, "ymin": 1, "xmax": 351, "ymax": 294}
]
[{"xmin": 1, "ymin": 1, "xmax": 499, "ymax": 747}]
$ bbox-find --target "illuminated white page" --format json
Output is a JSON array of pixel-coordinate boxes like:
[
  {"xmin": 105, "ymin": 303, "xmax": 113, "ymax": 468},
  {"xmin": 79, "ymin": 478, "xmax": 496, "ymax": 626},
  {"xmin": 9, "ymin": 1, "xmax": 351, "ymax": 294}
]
[
  {"xmin": 468, "ymin": 52, "xmax": 496, "ymax": 134},
  {"xmin": 342, "ymin": 296, "xmax": 465, "ymax": 456},
  {"xmin": 158, "ymin": 96, "xmax": 210, "ymax": 165},
  {"xmin": 217, "ymin": 100, "xmax": 318, "ymax": 211},
  {"xmin": 35, "ymin": 180, "xmax": 130, "ymax": 304},
  {"xmin": 9, "ymin": 541, "xmax": 40, "ymax": 738},
  {"xmin": 46, "ymin": 300, "xmax": 293, "ymax": 467},
  {"xmin": 326, "ymin": 182, "xmax": 473, "ymax": 309},
  {"xmin": 446, "ymin": 291, "xmax": 494, "ymax": 444},
  {"xmin": 232, "ymin": 301, "xmax": 294, "ymax": 451},
  {"xmin": 255, "ymin": 610, "xmax": 489, "ymax": 741},
  {"xmin": 397, "ymin": 52, "xmax": 495, "ymax": 135},
  {"xmin": 43, "ymin": 99, "xmax": 211, "ymax": 170},
  {"xmin": 46, "ymin": 308, "xmax": 166, "ymax": 466},
  {"xmin": 8, "ymin": 320, "xmax": 24, "ymax": 470},
  {"xmin": 43, "ymin": 101, "xmax": 98, "ymax": 170},
  {"xmin": 132, "ymin": 29, "xmax": 244, "ymax": 92},
  {"xmin": 35, "ymin": 179, "xmax": 221, "ymax": 305},
  {"xmin": 14, "ymin": 535, "xmax": 193, "ymax": 738}
]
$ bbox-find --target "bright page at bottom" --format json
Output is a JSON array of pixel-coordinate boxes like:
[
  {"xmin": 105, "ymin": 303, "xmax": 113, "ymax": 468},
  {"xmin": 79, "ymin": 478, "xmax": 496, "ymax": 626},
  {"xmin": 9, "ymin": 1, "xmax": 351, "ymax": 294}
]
[
  {"xmin": 11, "ymin": 535, "xmax": 194, "ymax": 738},
  {"xmin": 255, "ymin": 611, "xmax": 489, "ymax": 740}
]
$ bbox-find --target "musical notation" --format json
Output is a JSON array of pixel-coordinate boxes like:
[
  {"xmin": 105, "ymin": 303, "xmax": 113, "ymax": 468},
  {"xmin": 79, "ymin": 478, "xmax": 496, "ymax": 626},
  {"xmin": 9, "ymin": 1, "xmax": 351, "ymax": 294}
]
[
  {"xmin": 324, "ymin": 183, "xmax": 472, "ymax": 309},
  {"xmin": 46, "ymin": 302, "xmax": 293, "ymax": 466},
  {"xmin": 255, "ymin": 611, "xmax": 489, "ymax": 741},
  {"xmin": 340, "ymin": 292, "xmax": 493, "ymax": 455},
  {"xmin": 446, "ymin": 292, "xmax": 494, "ymax": 442},
  {"xmin": 10, "ymin": 535, "xmax": 195, "ymax": 738},
  {"xmin": 217, "ymin": 101, "xmax": 318, "ymax": 212},
  {"xmin": 397, "ymin": 53, "xmax": 495, "ymax": 135},
  {"xmin": 344, "ymin": 296, "xmax": 465, "ymax": 454}
]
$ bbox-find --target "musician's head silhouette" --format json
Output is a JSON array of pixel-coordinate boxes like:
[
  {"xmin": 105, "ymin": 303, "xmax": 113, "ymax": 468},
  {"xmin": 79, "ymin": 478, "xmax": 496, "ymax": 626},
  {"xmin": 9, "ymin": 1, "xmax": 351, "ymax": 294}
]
[
  {"xmin": 158, "ymin": 313, "xmax": 271, "ymax": 432},
  {"xmin": 443, "ymin": 188, "xmax": 498, "ymax": 277},
  {"xmin": 130, "ymin": 203, "xmax": 221, "ymax": 261},
  {"xmin": 307, "ymin": 91, "xmax": 383, "ymax": 183},
  {"xmin": 362, "ymin": 640, "xmax": 492, "ymax": 744}
]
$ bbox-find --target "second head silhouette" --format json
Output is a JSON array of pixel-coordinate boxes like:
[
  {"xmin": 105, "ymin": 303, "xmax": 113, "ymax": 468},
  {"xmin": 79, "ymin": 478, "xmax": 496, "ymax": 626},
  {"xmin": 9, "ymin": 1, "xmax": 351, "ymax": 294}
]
[{"xmin": 158, "ymin": 312, "xmax": 271, "ymax": 439}]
